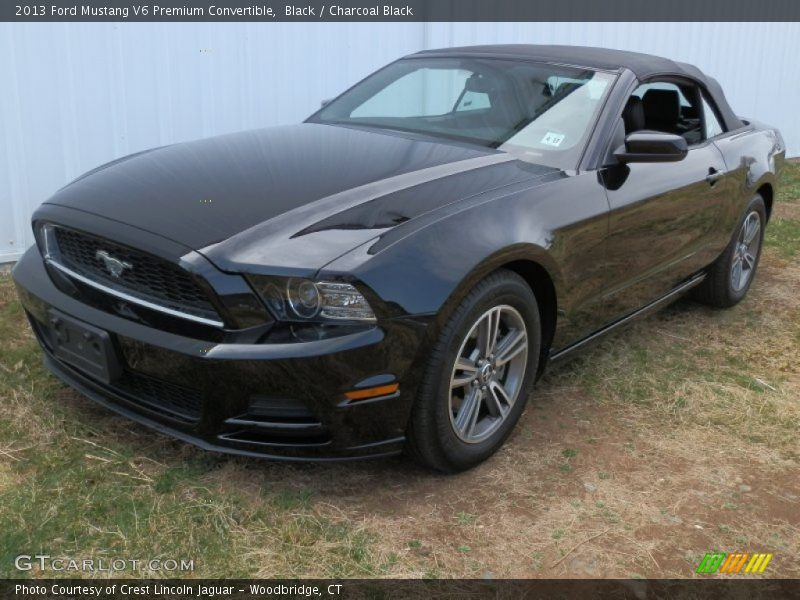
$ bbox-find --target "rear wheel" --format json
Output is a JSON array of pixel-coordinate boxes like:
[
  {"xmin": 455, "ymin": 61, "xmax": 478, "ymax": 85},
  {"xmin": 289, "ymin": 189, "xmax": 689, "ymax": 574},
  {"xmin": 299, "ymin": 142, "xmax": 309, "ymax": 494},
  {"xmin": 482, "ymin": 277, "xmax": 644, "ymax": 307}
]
[
  {"xmin": 694, "ymin": 194, "xmax": 766, "ymax": 308},
  {"xmin": 406, "ymin": 270, "xmax": 540, "ymax": 473}
]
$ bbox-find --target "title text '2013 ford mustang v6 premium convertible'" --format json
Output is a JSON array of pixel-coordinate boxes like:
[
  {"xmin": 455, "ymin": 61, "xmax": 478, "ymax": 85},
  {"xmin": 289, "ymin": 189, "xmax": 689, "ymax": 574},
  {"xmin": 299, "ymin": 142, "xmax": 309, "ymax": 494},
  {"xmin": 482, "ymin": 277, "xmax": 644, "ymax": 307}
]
[{"xmin": 13, "ymin": 45, "xmax": 785, "ymax": 471}]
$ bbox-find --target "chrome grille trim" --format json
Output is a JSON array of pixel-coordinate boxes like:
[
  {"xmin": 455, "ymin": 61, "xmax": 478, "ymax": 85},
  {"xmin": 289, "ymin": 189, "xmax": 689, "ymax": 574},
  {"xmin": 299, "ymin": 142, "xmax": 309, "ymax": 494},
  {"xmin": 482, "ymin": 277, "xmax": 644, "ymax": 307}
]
[{"xmin": 45, "ymin": 257, "xmax": 225, "ymax": 327}]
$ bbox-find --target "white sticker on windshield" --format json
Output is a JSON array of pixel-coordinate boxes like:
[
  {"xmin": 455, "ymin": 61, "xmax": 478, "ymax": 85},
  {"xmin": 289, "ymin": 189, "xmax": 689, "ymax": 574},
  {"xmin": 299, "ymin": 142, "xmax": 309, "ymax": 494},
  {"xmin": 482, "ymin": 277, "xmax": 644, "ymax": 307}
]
[{"xmin": 540, "ymin": 132, "xmax": 565, "ymax": 147}]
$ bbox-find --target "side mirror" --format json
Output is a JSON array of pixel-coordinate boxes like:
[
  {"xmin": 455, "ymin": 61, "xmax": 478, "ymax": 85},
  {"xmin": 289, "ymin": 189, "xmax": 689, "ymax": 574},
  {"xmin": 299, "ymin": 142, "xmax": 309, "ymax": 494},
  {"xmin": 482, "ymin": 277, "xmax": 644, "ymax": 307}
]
[
  {"xmin": 614, "ymin": 132, "xmax": 688, "ymax": 163},
  {"xmin": 320, "ymin": 98, "xmax": 333, "ymax": 108}
]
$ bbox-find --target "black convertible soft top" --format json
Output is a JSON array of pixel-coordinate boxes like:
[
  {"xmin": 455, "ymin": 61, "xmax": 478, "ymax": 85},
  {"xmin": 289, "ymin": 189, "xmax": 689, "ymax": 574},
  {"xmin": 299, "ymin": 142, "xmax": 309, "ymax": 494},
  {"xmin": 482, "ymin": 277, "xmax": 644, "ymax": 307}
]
[{"xmin": 413, "ymin": 44, "xmax": 743, "ymax": 131}]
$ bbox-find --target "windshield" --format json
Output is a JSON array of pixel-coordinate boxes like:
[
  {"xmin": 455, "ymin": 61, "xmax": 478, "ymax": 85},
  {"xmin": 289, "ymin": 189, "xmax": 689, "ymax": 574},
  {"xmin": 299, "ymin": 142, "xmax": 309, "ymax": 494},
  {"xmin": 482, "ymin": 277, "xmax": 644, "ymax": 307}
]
[{"xmin": 310, "ymin": 57, "xmax": 616, "ymax": 168}]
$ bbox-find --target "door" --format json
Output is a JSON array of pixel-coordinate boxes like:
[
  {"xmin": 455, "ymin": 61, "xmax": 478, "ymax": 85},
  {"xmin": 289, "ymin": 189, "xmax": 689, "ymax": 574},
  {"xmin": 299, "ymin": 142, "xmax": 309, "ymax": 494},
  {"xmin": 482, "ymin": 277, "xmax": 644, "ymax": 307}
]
[{"xmin": 600, "ymin": 79, "xmax": 729, "ymax": 319}]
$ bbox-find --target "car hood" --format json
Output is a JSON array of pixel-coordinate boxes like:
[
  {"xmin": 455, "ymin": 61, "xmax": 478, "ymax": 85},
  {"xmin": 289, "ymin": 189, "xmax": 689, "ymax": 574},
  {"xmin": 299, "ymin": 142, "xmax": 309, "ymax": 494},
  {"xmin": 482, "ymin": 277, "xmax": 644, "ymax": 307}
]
[{"xmin": 46, "ymin": 123, "xmax": 557, "ymax": 273}]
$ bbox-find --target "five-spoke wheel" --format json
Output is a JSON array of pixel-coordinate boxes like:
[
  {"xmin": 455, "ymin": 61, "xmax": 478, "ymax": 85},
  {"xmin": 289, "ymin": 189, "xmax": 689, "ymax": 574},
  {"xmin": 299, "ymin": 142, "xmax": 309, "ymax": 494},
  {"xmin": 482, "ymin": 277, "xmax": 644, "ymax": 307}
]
[
  {"xmin": 406, "ymin": 270, "xmax": 540, "ymax": 473},
  {"xmin": 731, "ymin": 210, "xmax": 762, "ymax": 292},
  {"xmin": 694, "ymin": 193, "xmax": 766, "ymax": 308},
  {"xmin": 449, "ymin": 305, "xmax": 528, "ymax": 443}
]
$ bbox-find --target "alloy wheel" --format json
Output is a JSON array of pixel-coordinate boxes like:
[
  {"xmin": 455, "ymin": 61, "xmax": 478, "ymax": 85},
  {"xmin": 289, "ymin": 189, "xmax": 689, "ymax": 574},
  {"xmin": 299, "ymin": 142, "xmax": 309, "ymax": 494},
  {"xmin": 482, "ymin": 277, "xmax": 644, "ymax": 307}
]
[
  {"xmin": 731, "ymin": 210, "xmax": 762, "ymax": 292},
  {"xmin": 448, "ymin": 305, "xmax": 529, "ymax": 444}
]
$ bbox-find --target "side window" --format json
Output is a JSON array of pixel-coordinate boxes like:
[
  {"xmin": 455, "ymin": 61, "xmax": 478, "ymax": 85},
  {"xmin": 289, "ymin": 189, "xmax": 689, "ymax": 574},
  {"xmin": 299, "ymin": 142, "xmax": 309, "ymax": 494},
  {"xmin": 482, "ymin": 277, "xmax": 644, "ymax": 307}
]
[
  {"xmin": 630, "ymin": 80, "xmax": 705, "ymax": 145},
  {"xmin": 702, "ymin": 95, "xmax": 724, "ymax": 139},
  {"xmin": 633, "ymin": 82, "xmax": 692, "ymax": 107}
]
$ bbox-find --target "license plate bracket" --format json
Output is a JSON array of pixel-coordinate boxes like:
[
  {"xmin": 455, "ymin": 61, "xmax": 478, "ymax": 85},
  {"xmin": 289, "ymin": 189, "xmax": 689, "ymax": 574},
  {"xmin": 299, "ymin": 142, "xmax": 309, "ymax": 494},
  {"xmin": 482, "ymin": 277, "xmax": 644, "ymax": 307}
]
[{"xmin": 47, "ymin": 309, "xmax": 121, "ymax": 384}]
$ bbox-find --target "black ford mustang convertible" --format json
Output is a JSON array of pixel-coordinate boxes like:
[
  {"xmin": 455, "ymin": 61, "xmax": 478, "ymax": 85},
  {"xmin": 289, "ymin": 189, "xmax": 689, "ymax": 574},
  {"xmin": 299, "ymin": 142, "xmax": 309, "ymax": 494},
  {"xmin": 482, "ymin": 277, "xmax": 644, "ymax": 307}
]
[{"xmin": 13, "ymin": 45, "xmax": 785, "ymax": 472}]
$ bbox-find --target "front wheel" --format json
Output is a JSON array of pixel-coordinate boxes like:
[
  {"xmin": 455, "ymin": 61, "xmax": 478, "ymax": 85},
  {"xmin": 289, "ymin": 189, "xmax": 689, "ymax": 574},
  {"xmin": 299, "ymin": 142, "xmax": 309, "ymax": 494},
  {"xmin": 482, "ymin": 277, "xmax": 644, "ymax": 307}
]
[
  {"xmin": 694, "ymin": 194, "xmax": 766, "ymax": 308},
  {"xmin": 406, "ymin": 270, "xmax": 540, "ymax": 473}
]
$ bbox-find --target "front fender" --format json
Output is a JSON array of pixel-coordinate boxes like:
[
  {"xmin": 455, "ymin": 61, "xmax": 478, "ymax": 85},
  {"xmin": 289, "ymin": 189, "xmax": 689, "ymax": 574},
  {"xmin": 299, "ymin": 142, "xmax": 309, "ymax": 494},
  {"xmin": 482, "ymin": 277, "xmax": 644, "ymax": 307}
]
[
  {"xmin": 321, "ymin": 169, "xmax": 611, "ymax": 352},
  {"xmin": 322, "ymin": 189, "xmax": 565, "ymax": 318}
]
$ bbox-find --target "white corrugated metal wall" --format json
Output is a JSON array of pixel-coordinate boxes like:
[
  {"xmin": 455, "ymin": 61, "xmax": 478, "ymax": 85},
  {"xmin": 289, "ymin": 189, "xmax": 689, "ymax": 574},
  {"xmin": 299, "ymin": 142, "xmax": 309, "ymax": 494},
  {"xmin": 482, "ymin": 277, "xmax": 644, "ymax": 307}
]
[{"xmin": 1, "ymin": 22, "xmax": 798, "ymax": 262}]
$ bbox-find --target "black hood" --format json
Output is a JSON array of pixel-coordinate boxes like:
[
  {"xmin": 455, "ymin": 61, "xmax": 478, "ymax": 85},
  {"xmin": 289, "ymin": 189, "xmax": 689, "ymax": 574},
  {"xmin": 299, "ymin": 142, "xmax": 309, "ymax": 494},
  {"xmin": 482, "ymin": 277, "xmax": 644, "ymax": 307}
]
[{"xmin": 45, "ymin": 123, "xmax": 556, "ymax": 272}]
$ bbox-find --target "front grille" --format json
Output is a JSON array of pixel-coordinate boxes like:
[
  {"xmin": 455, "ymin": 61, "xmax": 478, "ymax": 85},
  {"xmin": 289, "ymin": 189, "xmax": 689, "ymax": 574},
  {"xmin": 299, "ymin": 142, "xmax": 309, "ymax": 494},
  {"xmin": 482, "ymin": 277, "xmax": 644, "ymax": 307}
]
[
  {"xmin": 52, "ymin": 226, "xmax": 219, "ymax": 322},
  {"xmin": 116, "ymin": 370, "xmax": 202, "ymax": 423}
]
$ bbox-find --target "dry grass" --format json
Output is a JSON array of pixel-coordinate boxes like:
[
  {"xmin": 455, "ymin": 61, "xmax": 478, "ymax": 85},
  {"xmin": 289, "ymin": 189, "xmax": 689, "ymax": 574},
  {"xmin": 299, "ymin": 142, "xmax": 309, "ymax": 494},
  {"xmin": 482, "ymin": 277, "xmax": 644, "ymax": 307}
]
[{"xmin": 0, "ymin": 162, "xmax": 798, "ymax": 579}]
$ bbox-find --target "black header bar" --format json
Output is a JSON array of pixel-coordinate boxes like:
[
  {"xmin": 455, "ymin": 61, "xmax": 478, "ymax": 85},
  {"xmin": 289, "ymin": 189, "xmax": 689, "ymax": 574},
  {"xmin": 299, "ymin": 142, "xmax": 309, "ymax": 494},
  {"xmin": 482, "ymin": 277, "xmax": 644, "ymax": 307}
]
[
  {"xmin": 4, "ymin": 0, "xmax": 800, "ymax": 22},
  {"xmin": 3, "ymin": 578, "xmax": 799, "ymax": 600}
]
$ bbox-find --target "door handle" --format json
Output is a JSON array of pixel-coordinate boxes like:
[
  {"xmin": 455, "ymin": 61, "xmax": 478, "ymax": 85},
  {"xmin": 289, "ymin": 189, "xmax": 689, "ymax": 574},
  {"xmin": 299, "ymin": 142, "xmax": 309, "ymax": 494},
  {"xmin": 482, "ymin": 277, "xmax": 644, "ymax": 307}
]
[{"xmin": 705, "ymin": 168, "xmax": 725, "ymax": 185}]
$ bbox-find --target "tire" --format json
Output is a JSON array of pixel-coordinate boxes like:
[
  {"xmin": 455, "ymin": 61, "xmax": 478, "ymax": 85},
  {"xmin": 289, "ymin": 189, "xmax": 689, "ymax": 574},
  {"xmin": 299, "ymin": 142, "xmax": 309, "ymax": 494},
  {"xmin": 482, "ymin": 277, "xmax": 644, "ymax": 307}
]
[
  {"xmin": 406, "ymin": 269, "xmax": 541, "ymax": 473},
  {"xmin": 694, "ymin": 194, "xmax": 766, "ymax": 308}
]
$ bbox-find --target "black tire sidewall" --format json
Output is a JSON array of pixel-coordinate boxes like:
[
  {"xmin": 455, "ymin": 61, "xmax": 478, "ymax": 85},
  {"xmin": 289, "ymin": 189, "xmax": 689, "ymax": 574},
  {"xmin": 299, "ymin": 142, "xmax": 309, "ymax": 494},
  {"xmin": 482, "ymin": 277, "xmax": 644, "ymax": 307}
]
[
  {"xmin": 426, "ymin": 273, "xmax": 541, "ymax": 470},
  {"xmin": 724, "ymin": 195, "xmax": 766, "ymax": 304}
]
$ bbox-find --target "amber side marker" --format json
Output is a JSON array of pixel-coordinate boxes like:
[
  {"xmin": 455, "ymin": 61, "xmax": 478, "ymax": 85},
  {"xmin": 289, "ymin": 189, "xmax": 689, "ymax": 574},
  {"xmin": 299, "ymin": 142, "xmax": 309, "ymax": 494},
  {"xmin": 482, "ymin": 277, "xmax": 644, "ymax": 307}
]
[{"xmin": 345, "ymin": 383, "xmax": 399, "ymax": 401}]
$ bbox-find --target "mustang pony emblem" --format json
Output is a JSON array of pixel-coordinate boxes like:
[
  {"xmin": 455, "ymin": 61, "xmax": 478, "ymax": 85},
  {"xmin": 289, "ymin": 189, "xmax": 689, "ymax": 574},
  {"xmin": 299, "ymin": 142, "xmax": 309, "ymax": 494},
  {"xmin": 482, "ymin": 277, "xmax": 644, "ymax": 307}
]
[{"xmin": 95, "ymin": 250, "xmax": 132, "ymax": 278}]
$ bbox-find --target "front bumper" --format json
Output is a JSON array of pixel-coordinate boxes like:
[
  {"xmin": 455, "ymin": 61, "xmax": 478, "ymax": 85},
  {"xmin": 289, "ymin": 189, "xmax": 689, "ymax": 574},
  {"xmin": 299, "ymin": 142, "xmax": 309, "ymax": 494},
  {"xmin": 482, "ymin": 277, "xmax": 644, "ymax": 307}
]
[{"xmin": 12, "ymin": 247, "xmax": 429, "ymax": 460}]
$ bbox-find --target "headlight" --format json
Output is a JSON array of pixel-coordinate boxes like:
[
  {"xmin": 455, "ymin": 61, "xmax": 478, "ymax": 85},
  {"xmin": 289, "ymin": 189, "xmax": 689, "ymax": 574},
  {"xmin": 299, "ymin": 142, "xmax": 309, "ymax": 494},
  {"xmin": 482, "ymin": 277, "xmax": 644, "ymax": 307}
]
[
  {"xmin": 287, "ymin": 278, "xmax": 321, "ymax": 318},
  {"xmin": 249, "ymin": 276, "xmax": 376, "ymax": 323}
]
